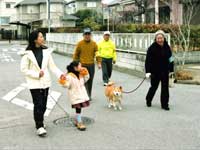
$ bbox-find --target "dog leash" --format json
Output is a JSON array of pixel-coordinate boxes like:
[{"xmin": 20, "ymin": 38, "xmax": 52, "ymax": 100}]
[{"xmin": 122, "ymin": 77, "xmax": 147, "ymax": 94}]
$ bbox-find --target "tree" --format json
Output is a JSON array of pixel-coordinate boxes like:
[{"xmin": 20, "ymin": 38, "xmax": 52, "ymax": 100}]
[
  {"xmin": 74, "ymin": 9, "xmax": 103, "ymax": 27},
  {"xmin": 162, "ymin": 0, "xmax": 200, "ymax": 67},
  {"xmin": 81, "ymin": 17, "xmax": 101, "ymax": 31}
]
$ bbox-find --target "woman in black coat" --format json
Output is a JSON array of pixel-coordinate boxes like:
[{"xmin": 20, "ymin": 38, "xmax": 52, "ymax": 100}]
[{"xmin": 145, "ymin": 30, "xmax": 174, "ymax": 111}]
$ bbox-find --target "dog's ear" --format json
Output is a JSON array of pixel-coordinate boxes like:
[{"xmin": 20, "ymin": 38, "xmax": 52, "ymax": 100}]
[{"xmin": 119, "ymin": 86, "xmax": 122, "ymax": 91}]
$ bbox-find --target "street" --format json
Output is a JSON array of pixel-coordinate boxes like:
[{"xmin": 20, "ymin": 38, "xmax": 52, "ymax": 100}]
[{"xmin": 0, "ymin": 42, "xmax": 200, "ymax": 150}]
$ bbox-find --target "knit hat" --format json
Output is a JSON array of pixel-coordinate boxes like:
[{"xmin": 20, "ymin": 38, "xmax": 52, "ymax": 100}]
[
  {"xmin": 155, "ymin": 30, "xmax": 165, "ymax": 38},
  {"xmin": 103, "ymin": 31, "xmax": 111, "ymax": 35}
]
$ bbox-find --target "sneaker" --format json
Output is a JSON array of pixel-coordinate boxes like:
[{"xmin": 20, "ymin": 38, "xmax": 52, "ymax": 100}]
[
  {"xmin": 76, "ymin": 122, "xmax": 86, "ymax": 131},
  {"xmin": 162, "ymin": 106, "xmax": 170, "ymax": 111},
  {"xmin": 36, "ymin": 127, "xmax": 47, "ymax": 137}
]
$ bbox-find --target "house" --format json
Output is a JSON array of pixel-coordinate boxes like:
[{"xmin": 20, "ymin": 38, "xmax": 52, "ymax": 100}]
[
  {"xmin": 0, "ymin": 0, "xmax": 17, "ymax": 39},
  {"xmin": 13, "ymin": 0, "xmax": 79, "ymax": 39},
  {"xmin": 107, "ymin": 0, "xmax": 200, "ymax": 25},
  {"xmin": 65, "ymin": 0, "xmax": 102, "ymax": 14}
]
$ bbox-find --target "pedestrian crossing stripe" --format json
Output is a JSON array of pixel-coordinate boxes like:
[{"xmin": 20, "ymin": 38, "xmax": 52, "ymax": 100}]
[{"xmin": 1, "ymin": 83, "xmax": 62, "ymax": 116}]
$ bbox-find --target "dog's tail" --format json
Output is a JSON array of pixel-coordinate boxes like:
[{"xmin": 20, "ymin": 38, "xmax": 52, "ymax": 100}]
[{"xmin": 107, "ymin": 81, "xmax": 114, "ymax": 86}]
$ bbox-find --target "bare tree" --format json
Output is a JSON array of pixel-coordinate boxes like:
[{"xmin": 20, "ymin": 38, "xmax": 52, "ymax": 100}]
[{"xmin": 161, "ymin": 0, "xmax": 200, "ymax": 67}]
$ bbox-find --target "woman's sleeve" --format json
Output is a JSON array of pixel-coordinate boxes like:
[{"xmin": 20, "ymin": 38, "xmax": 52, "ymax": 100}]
[
  {"xmin": 145, "ymin": 48, "xmax": 152, "ymax": 73},
  {"xmin": 20, "ymin": 55, "xmax": 40, "ymax": 79},
  {"xmin": 48, "ymin": 54, "xmax": 63, "ymax": 78},
  {"xmin": 62, "ymin": 76, "xmax": 71, "ymax": 89},
  {"xmin": 168, "ymin": 48, "xmax": 174, "ymax": 72}
]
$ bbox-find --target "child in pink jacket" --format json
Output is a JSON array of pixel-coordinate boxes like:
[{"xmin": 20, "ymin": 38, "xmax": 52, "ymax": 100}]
[{"xmin": 59, "ymin": 61, "xmax": 90, "ymax": 131}]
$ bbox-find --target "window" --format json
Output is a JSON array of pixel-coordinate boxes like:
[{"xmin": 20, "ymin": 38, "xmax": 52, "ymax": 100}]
[
  {"xmin": 6, "ymin": 3, "xmax": 11, "ymax": 8},
  {"xmin": 87, "ymin": 2, "xmax": 96, "ymax": 8},
  {"xmin": 22, "ymin": 6, "xmax": 28, "ymax": 13},
  {"xmin": 0, "ymin": 17, "xmax": 10, "ymax": 25}
]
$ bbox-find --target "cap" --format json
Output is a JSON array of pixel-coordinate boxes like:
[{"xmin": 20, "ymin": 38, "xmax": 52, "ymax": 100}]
[
  {"xmin": 103, "ymin": 31, "xmax": 111, "ymax": 35},
  {"xmin": 155, "ymin": 30, "xmax": 165, "ymax": 38},
  {"xmin": 83, "ymin": 28, "xmax": 92, "ymax": 35}
]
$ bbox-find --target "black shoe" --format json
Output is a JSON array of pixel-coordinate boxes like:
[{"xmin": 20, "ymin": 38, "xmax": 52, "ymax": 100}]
[
  {"xmin": 162, "ymin": 106, "xmax": 170, "ymax": 111},
  {"xmin": 146, "ymin": 101, "xmax": 152, "ymax": 107}
]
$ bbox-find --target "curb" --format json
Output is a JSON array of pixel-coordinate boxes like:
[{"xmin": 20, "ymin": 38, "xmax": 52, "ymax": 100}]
[{"xmin": 176, "ymin": 80, "xmax": 200, "ymax": 85}]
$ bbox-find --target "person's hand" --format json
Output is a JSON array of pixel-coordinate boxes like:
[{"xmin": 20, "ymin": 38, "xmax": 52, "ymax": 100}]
[
  {"xmin": 98, "ymin": 63, "xmax": 101, "ymax": 69},
  {"xmin": 80, "ymin": 67, "xmax": 89, "ymax": 76},
  {"xmin": 113, "ymin": 60, "xmax": 116, "ymax": 64},
  {"xmin": 39, "ymin": 70, "xmax": 44, "ymax": 78},
  {"xmin": 60, "ymin": 74, "xmax": 66, "ymax": 80},
  {"xmin": 145, "ymin": 73, "xmax": 151, "ymax": 78}
]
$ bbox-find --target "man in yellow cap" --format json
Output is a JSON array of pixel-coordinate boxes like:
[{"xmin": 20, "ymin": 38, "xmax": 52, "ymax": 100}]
[{"xmin": 98, "ymin": 31, "xmax": 117, "ymax": 86}]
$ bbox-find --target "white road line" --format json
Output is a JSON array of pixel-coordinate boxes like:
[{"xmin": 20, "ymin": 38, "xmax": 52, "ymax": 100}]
[
  {"xmin": 44, "ymin": 109, "xmax": 52, "ymax": 117},
  {"xmin": 2, "ymin": 49, "xmax": 8, "ymax": 52},
  {"xmin": 47, "ymin": 91, "xmax": 61, "ymax": 109},
  {"xmin": 11, "ymin": 48, "xmax": 17, "ymax": 51},
  {"xmin": 2, "ymin": 84, "xmax": 62, "ymax": 116},
  {"xmin": 11, "ymin": 98, "xmax": 34, "ymax": 111},
  {"xmin": 20, "ymin": 83, "xmax": 28, "ymax": 88},
  {"xmin": 2, "ymin": 86, "xmax": 25, "ymax": 101}
]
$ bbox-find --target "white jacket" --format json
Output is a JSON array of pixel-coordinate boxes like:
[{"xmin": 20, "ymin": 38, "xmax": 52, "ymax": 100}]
[
  {"xmin": 20, "ymin": 49, "xmax": 63, "ymax": 89},
  {"xmin": 63, "ymin": 73, "xmax": 90, "ymax": 105}
]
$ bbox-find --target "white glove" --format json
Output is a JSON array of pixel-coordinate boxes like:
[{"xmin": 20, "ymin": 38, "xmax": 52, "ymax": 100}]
[{"xmin": 145, "ymin": 73, "xmax": 151, "ymax": 78}]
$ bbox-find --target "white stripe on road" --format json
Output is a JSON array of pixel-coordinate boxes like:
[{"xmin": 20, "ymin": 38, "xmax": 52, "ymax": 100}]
[
  {"xmin": 47, "ymin": 91, "xmax": 61, "ymax": 109},
  {"xmin": 44, "ymin": 109, "xmax": 52, "ymax": 117},
  {"xmin": 2, "ymin": 49, "xmax": 8, "ymax": 52},
  {"xmin": 2, "ymin": 84, "xmax": 62, "ymax": 116},
  {"xmin": 11, "ymin": 48, "xmax": 17, "ymax": 51},
  {"xmin": 2, "ymin": 86, "xmax": 25, "ymax": 101},
  {"xmin": 11, "ymin": 98, "xmax": 34, "ymax": 111}
]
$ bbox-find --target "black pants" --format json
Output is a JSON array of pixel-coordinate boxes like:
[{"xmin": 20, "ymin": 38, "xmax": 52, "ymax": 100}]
[
  {"xmin": 76, "ymin": 108, "xmax": 82, "ymax": 114},
  {"xmin": 146, "ymin": 73, "xmax": 169, "ymax": 107},
  {"xmin": 30, "ymin": 88, "xmax": 49, "ymax": 129},
  {"xmin": 101, "ymin": 58, "xmax": 113, "ymax": 83},
  {"xmin": 83, "ymin": 64, "xmax": 95, "ymax": 100}
]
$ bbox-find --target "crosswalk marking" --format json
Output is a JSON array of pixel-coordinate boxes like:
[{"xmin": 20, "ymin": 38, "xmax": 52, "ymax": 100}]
[
  {"xmin": 11, "ymin": 98, "xmax": 34, "ymax": 111},
  {"xmin": 2, "ymin": 86, "xmax": 25, "ymax": 102},
  {"xmin": 1, "ymin": 83, "xmax": 62, "ymax": 116}
]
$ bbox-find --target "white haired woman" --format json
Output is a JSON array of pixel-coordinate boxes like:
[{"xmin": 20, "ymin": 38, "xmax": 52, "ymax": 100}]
[{"xmin": 145, "ymin": 30, "xmax": 174, "ymax": 111}]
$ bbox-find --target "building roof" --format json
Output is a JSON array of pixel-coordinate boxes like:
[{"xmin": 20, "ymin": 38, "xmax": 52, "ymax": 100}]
[
  {"xmin": 61, "ymin": 14, "xmax": 79, "ymax": 20},
  {"xmin": 15, "ymin": 0, "xmax": 66, "ymax": 7}
]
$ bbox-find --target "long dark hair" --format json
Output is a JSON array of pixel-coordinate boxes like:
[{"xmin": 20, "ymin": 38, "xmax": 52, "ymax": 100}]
[
  {"xmin": 26, "ymin": 30, "xmax": 47, "ymax": 50},
  {"xmin": 66, "ymin": 61, "xmax": 80, "ymax": 78}
]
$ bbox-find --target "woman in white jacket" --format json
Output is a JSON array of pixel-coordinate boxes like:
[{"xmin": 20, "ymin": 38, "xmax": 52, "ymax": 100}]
[{"xmin": 20, "ymin": 30, "xmax": 65, "ymax": 137}]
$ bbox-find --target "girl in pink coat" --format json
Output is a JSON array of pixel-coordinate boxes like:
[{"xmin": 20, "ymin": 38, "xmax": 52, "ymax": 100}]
[{"xmin": 59, "ymin": 61, "xmax": 90, "ymax": 131}]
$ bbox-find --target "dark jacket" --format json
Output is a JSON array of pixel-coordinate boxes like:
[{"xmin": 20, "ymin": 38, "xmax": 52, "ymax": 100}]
[{"xmin": 145, "ymin": 41, "xmax": 174, "ymax": 74}]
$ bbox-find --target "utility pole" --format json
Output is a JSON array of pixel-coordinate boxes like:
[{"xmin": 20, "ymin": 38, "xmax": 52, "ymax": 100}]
[
  {"xmin": 46, "ymin": 0, "xmax": 50, "ymax": 45},
  {"xmin": 155, "ymin": 0, "xmax": 159, "ymax": 24},
  {"xmin": 47, "ymin": 0, "xmax": 50, "ymax": 34},
  {"xmin": 107, "ymin": 7, "xmax": 110, "ymax": 31}
]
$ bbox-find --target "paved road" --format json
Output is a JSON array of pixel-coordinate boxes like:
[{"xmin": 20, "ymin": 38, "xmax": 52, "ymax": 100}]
[{"xmin": 0, "ymin": 43, "xmax": 200, "ymax": 150}]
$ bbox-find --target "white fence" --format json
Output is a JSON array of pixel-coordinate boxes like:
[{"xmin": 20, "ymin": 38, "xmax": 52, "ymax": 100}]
[
  {"xmin": 47, "ymin": 33, "xmax": 170, "ymax": 53},
  {"xmin": 46, "ymin": 33, "xmax": 170, "ymax": 75}
]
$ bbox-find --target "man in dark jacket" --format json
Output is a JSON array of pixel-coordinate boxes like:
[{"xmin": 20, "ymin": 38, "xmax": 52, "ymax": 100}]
[{"xmin": 145, "ymin": 30, "xmax": 174, "ymax": 111}]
